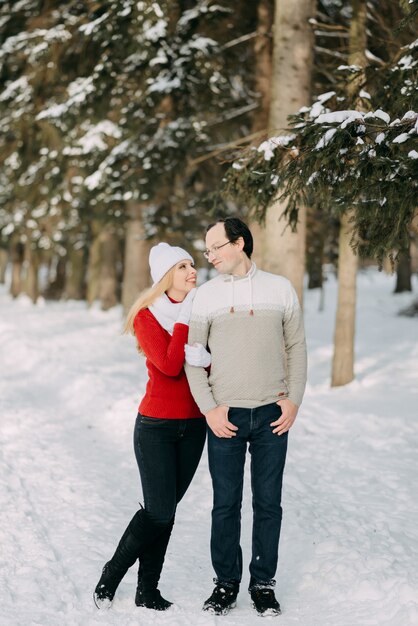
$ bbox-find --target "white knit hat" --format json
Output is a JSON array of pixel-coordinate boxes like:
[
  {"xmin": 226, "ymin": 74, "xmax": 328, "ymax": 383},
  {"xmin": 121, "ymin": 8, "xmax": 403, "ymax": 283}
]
[{"xmin": 149, "ymin": 242, "xmax": 194, "ymax": 285}]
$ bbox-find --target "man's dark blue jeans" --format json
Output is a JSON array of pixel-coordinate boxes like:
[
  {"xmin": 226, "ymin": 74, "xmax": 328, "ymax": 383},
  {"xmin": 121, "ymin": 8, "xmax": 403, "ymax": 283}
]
[
  {"xmin": 134, "ymin": 414, "xmax": 206, "ymax": 525},
  {"xmin": 207, "ymin": 402, "xmax": 288, "ymax": 590}
]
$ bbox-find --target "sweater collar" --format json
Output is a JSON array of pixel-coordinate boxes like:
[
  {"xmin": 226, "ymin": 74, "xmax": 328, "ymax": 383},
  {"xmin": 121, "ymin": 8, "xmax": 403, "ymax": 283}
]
[
  {"xmin": 221, "ymin": 262, "xmax": 256, "ymax": 315},
  {"xmin": 221, "ymin": 261, "xmax": 257, "ymax": 282}
]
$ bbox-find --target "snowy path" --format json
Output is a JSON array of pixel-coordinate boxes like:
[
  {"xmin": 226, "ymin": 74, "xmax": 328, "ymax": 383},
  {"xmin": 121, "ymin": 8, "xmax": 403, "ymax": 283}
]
[{"xmin": 1, "ymin": 270, "xmax": 417, "ymax": 626}]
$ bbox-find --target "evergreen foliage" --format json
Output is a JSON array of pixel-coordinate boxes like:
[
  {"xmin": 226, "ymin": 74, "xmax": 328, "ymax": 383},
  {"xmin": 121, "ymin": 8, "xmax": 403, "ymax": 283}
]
[
  {"xmin": 0, "ymin": 0, "xmax": 255, "ymax": 256},
  {"xmin": 222, "ymin": 16, "xmax": 418, "ymax": 265},
  {"xmin": 1, "ymin": 0, "xmax": 417, "ymax": 299}
]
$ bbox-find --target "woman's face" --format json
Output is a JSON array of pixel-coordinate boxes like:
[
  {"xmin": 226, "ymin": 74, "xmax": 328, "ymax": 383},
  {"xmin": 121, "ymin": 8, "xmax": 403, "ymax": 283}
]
[{"xmin": 167, "ymin": 260, "xmax": 197, "ymax": 301}]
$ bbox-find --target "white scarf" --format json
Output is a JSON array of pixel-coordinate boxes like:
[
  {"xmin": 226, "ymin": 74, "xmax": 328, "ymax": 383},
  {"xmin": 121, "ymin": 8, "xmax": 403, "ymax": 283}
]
[{"xmin": 149, "ymin": 293, "xmax": 182, "ymax": 335}]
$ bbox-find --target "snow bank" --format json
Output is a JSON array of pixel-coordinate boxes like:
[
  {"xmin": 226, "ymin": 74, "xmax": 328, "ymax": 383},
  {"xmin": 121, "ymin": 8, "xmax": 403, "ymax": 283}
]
[{"xmin": 0, "ymin": 269, "xmax": 417, "ymax": 625}]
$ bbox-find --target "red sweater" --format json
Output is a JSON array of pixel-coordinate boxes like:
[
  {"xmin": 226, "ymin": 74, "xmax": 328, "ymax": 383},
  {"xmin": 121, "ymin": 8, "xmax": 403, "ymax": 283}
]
[{"xmin": 133, "ymin": 308, "xmax": 203, "ymax": 419}]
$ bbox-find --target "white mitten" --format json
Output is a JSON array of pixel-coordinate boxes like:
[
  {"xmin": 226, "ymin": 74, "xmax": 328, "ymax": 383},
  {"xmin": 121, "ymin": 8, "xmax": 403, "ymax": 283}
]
[
  {"xmin": 176, "ymin": 288, "xmax": 196, "ymax": 325},
  {"xmin": 185, "ymin": 343, "xmax": 211, "ymax": 367}
]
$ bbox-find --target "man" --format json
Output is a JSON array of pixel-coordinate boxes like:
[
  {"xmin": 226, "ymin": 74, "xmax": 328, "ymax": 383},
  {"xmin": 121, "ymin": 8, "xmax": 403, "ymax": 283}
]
[{"xmin": 185, "ymin": 217, "xmax": 307, "ymax": 617}]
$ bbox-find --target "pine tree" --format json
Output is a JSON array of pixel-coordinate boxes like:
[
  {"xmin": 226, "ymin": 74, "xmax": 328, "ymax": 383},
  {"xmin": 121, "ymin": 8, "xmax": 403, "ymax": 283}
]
[
  {"xmin": 222, "ymin": 5, "xmax": 418, "ymax": 267},
  {"xmin": 0, "ymin": 0, "xmax": 257, "ymax": 304}
]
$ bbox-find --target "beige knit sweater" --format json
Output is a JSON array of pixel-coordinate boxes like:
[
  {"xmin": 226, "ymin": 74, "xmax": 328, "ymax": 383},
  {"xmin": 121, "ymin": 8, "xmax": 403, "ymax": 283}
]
[{"xmin": 185, "ymin": 263, "xmax": 307, "ymax": 415}]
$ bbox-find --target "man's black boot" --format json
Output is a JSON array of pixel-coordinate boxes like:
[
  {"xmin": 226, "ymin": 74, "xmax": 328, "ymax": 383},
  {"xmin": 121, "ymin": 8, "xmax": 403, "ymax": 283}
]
[
  {"xmin": 202, "ymin": 581, "xmax": 239, "ymax": 615},
  {"xmin": 250, "ymin": 587, "xmax": 282, "ymax": 617}
]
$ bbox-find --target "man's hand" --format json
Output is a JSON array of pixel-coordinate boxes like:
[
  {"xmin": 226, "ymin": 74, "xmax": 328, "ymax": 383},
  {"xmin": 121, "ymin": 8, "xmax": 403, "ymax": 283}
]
[
  {"xmin": 205, "ymin": 406, "xmax": 238, "ymax": 438},
  {"xmin": 270, "ymin": 398, "xmax": 299, "ymax": 435}
]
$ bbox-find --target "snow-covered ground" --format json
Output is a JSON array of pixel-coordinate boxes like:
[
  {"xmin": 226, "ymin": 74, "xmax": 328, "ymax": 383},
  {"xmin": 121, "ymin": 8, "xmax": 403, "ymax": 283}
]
[{"xmin": 1, "ymin": 269, "xmax": 417, "ymax": 626}]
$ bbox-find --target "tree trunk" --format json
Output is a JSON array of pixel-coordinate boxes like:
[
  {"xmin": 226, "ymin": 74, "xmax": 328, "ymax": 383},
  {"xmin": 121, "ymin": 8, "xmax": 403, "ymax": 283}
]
[
  {"xmin": 121, "ymin": 202, "xmax": 152, "ymax": 314},
  {"xmin": 331, "ymin": 212, "xmax": 358, "ymax": 386},
  {"xmin": 44, "ymin": 255, "xmax": 66, "ymax": 299},
  {"xmin": 0, "ymin": 248, "xmax": 8, "ymax": 284},
  {"xmin": 65, "ymin": 244, "xmax": 85, "ymax": 300},
  {"xmin": 307, "ymin": 204, "xmax": 325, "ymax": 289},
  {"xmin": 410, "ymin": 231, "xmax": 418, "ymax": 274},
  {"xmin": 262, "ymin": 0, "xmax": 316, "ymax": 303},
  {"xmin": 249, "ymin": 0, "xmax": 274, "ymax": 270},
  {"xmin": 98, "ymin": 224, "xmax": 120, "ymax": 311},
  {"xmin": 10, "ymin": 237, "xmax": 24, "ymax": 298},
  {"xmin": 23, "ymin": 241, "xmax": 39, "ymax": 304},
  {"xmin": 86, "ymin": 222, "xmax": 102, "ymax": 306},
  {"xmin": 394, "ymin": 247, "xmax": 412, "ymax": 293},
  {"xmin": 331, "ymin": 0, "xmax": 367, "ymax": 387},
  {"xmin": 381, "ymin": 254, "xmax": 393, "ymax": 275},
  {"xmin": 250, "ymin": 221, "xmax": 266, "ymax": 269},
  {"xmin": 253, "ymin": 0, "xmax": 274, "ymax": 135}
]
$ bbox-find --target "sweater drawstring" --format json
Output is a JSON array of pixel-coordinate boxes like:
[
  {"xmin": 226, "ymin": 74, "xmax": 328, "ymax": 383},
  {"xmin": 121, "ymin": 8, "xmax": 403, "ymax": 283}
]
[{"xmin": 228, "ymin": 267, "xmax": 254, "ymax": 315}]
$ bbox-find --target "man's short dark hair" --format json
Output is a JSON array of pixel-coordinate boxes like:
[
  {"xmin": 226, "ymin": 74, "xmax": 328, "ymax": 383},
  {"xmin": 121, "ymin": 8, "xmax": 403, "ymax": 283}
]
[{"xmin": 206, "ymin": 217, "xmax": 253, "ymax": 259}]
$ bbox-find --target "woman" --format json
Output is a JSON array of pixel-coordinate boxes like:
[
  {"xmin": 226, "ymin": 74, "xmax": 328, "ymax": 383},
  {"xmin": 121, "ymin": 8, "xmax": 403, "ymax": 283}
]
[{"xmin": 94, "ymin": 243, "xmax": 208, "ymax": 611}]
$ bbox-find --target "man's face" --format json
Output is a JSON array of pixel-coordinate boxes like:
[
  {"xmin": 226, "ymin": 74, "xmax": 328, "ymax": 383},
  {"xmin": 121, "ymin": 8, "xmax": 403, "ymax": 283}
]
[{"xmin": 205, "ymin": 223, "xmax": 242, "ymax": 274}]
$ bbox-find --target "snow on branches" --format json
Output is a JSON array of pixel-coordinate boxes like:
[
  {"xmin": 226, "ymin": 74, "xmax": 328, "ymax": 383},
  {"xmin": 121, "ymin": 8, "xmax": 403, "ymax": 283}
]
[
  {"xmin": 0, "ymin": 0, "xmax": 254, "ymax": 249},
  {"xmin": 222, "ymin": 39, "xmax": 418, "ymax": 265}
]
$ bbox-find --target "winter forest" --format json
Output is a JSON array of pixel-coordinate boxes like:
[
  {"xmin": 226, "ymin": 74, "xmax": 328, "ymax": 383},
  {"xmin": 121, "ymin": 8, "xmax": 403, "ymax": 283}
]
[
  {"xmin": 0, "ymin": 0, "xmax": 417, "ymax": 385},
  {"xmin": 1, "ymin": 1, "xmax": 418, "ymax": 625},
  {"xmin": 1, "ymin": 0, "xmax": 417, "ymax": 379}
]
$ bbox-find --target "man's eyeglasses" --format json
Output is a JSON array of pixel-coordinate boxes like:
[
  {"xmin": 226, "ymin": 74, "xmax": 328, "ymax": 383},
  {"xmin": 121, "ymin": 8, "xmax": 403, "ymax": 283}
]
[{"xmin": 203, "ymin": 240, "xmax": 232, "ymax": 260}]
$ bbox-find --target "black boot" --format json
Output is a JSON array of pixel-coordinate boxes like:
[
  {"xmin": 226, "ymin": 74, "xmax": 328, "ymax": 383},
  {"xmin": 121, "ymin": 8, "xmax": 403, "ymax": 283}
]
[
  {"xmin": 94, "ymin": 509, "xmax": 166, "ymax": 609},
  {"xmin": 135, "ymin": 588, "xmax": 172, "ymax": 611},
  {"xmin": 135, "ymin": 517, "xmax": 174, "ymax": 611},
  {"xmin": 202, "ymin": 581, "xmax": 240, "ymax": 615}
]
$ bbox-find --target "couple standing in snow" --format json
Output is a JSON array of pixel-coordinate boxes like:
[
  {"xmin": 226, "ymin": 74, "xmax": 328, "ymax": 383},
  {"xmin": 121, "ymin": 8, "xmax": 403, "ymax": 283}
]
[{"xmin": 94, "ymin": 216, "xmax": 307, "ymax": 617}]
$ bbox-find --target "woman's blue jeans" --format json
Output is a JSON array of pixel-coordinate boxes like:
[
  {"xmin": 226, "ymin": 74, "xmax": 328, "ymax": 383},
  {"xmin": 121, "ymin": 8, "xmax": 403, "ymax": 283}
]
[
  {"xmin": 134, "ymin": 414, "xmax": 206, "ymax": 525},
  {"xmin": 207, "ymin": 402, "xmax": 288, "ymax": 589}
]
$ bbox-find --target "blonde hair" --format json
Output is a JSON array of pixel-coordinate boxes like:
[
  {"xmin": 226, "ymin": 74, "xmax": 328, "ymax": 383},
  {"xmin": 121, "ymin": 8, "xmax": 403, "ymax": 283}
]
[{"xmin": 123, "ymin": 266, "xmax": 176, "ymax": 351}]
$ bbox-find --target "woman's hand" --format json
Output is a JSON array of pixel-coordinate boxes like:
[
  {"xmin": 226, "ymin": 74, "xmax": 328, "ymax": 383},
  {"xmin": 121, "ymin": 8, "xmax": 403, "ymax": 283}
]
[{"xmin": 176, "ymin": 288, "xmax": 196, "ymax": 325}]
